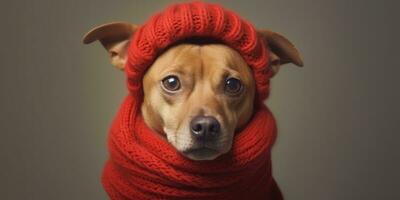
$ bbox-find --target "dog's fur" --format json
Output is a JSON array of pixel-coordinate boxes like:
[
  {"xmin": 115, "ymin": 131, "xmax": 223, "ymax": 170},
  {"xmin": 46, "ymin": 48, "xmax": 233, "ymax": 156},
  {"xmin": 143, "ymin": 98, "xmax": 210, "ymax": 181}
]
[{"xmin": 83, "ymin": 22, "xmax": 302, "ymax": 160}]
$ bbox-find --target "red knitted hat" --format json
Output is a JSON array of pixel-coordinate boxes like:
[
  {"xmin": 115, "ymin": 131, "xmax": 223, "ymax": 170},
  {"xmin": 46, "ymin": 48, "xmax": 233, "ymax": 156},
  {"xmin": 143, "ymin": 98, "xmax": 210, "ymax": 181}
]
[{"xmin": 125, "ymin": 1, "xmax": 272, "ymax": 101}]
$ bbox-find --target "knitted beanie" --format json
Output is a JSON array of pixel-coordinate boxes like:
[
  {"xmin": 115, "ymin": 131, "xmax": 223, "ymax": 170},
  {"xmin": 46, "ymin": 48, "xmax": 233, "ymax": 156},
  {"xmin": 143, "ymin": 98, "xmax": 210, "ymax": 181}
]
[{"xmin": 125, "ymin": 1, "xmax": 272, "ymax": 101}]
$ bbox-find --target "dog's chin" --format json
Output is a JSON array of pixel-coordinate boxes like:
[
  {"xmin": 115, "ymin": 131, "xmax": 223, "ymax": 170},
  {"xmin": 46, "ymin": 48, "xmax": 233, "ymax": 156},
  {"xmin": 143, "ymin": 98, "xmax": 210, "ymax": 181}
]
[{"xmin": 182, "ymin": 148, "xmax": 221, "ymax": 161}]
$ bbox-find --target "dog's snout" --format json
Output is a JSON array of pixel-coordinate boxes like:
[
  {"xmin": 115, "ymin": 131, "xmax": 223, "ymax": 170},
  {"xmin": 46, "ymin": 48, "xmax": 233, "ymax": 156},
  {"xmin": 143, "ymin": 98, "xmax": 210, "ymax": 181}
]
[{"xmin": 190, "ymin": 116, "xmax": 220, "ymax": 140}]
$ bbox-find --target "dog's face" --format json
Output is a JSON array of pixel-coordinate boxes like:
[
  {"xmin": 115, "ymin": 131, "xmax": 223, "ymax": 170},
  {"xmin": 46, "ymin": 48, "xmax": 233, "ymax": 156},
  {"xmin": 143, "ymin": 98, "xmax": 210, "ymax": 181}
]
[
  {"xmin": 141, "ymin": 44, "xmax": 255, "ymax": 160},
  {"xmin": 83, "ymin": 22, "xmax": 303, "ymax": 160}
]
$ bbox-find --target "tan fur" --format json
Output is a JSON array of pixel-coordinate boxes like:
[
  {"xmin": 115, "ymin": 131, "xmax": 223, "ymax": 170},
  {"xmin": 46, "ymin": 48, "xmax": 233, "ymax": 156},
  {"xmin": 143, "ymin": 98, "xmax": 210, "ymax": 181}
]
[{"xmin": 141, "ymin": 44, "xmax": 255, "ymax": 160}]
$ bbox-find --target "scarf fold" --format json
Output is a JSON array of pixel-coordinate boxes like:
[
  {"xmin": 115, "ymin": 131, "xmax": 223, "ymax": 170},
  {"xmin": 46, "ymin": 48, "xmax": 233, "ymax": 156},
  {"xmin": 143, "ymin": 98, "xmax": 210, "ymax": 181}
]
[{"xmin": 101, "ymin": 94, "xmax": 283, "ymax": 200}]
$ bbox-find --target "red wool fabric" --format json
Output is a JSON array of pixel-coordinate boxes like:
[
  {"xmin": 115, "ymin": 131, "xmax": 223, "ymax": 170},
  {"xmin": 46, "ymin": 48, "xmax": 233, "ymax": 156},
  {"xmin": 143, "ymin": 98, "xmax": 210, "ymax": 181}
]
[{"xmin": 102, "ymin": 2, "xmax": 283, "ymax": 200}]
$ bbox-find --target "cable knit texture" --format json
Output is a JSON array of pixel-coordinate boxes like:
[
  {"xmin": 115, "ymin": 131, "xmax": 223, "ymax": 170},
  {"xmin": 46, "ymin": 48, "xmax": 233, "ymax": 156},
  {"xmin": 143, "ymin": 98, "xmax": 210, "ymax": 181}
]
[{"xmin": 102, "ymin": 1, "xmax": 283, "ymax": 199}]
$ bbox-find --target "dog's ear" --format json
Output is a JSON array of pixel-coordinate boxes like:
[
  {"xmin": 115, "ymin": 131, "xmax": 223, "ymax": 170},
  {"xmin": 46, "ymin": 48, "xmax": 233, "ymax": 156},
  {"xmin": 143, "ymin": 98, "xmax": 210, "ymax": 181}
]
[
  {"xmin": 82, "ymin": 22, "xmax": 138, "ymax": 70},
  {"xmin": 258, "ymin": 29, "xmax": 303, "ymax": 77}
]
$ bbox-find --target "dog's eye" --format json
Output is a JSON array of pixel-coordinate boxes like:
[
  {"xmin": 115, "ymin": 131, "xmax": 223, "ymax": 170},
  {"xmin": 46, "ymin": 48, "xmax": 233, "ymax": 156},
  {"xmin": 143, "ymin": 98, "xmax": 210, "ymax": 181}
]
[
  {"xmin": 224, "ymin": 78, "xmax": 242, "ymax": 95},
  {"xmin": 161, "ymin": 75, "xmax": 181, "ymax": 92}
]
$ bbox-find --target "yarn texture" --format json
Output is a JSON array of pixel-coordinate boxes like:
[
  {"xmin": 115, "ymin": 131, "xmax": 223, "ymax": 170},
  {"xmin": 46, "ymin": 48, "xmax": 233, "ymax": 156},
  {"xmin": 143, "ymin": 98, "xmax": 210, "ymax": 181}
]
[{"xmin": 102, "ymin": 2, "xmax": 283, "ymax": 199}]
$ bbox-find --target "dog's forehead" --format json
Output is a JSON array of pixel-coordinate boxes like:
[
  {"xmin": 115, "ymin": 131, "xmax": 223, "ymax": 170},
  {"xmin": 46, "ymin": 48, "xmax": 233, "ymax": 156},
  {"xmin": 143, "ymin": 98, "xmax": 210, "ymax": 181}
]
[
  {"xmin": 199, "ymin": 45, "xmax": 250, "ymax": 74},
  {"xmin": 150, "ymin": 43, "xmax": 250, "ymax": 77}
]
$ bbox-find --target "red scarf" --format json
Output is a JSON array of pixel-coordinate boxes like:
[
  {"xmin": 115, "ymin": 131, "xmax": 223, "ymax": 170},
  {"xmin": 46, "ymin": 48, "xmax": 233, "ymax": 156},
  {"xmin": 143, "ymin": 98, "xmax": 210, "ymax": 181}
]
[{"xmin": 102, "ymin": 95, "xmax": 283, "ymax": 200}]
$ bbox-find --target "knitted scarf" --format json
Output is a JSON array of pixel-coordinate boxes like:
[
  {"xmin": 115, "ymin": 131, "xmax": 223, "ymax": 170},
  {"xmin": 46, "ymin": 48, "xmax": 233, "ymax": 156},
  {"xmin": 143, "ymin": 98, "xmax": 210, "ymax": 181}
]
[
  {"xmin": 102, "ymin": 95, "xmax": 283, "ymax": 200},
  {"xmin": 101, "ymin": 2, "xmax": 283, "ymax": 199}
]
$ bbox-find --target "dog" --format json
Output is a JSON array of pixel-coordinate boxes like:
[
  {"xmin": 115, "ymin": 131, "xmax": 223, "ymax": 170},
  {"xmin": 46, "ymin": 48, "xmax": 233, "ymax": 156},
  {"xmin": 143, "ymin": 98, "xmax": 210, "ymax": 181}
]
[{"xmin": 83, "ymin": 22, "xmax": 303, "ymax": 161}]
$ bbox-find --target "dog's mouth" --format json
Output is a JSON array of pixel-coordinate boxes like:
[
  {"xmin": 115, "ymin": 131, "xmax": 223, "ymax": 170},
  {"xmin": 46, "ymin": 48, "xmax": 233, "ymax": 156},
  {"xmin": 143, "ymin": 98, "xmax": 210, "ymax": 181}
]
[{"xmin": 182, "ymin": 147, "xmax": 220, "ymax": 160}]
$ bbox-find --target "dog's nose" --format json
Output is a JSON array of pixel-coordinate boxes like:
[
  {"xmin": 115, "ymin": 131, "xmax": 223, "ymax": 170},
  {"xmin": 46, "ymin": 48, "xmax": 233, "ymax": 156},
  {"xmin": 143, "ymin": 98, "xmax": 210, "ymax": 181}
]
[{"xmin": 190, "ymin": 116, "xmax": 220, "ymax": 140}]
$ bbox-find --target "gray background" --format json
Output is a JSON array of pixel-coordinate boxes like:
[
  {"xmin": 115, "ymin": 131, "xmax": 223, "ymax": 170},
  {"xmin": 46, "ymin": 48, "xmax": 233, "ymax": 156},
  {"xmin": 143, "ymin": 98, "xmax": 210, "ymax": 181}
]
[{"xmin": 1, "ymin": 0, "xmax": 399, "ymax": 199}]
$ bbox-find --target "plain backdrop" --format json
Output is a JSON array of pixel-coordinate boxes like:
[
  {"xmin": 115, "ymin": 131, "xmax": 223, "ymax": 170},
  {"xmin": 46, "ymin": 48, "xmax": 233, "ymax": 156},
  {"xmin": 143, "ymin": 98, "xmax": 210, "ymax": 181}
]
[{"xmin": 1, "ymin": 0, "xmax": 399, "ymax": 199}]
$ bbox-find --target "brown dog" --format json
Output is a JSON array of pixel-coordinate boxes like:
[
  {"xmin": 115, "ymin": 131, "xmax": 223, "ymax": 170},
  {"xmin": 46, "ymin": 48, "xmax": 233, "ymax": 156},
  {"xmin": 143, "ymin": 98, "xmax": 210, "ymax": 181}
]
[{"xmin": 83, "ymin": 22, "xmax": 302, "ymax": 160}]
